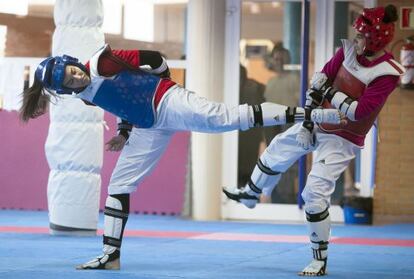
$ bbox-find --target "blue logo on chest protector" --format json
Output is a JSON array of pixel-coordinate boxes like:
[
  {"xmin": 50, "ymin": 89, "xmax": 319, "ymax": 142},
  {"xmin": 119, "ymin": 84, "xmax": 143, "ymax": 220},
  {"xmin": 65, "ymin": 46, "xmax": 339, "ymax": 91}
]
[{"xmin": 93, "ymin": 70, "xmax": 160, "ymax": 128}]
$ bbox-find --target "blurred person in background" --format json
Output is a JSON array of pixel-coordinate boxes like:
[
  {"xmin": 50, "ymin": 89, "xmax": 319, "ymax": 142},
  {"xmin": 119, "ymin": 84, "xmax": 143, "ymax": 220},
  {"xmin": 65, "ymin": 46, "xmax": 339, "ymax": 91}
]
[
  {"xmin": 261, "ymin": 42, "xmax": 300, "ymax": 204},
  {"xmin": 238, "ymin": 64, "xmax": 266, "ymax": 187}
]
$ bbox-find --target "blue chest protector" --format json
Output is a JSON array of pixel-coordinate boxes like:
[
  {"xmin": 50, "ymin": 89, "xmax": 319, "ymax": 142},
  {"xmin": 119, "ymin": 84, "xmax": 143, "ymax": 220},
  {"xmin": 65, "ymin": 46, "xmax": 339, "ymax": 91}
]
[{"xmin": 91, "ymin": 70, "xmax": 161, "ymax": 128}]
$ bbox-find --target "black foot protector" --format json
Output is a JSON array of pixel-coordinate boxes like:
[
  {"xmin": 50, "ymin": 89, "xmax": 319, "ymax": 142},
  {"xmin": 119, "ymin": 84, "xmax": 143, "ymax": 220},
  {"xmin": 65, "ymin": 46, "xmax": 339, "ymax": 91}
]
[{"xmin": 222, "ymin": 187, "xmax": 259, "ymax": 209}]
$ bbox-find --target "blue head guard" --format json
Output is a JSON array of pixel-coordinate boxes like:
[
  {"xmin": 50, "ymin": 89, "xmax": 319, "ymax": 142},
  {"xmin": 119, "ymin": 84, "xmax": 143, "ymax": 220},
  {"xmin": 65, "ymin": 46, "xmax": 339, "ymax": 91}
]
[{"xmin": 35, "ymin": 55, "xmax": 88, "ymax": 94}]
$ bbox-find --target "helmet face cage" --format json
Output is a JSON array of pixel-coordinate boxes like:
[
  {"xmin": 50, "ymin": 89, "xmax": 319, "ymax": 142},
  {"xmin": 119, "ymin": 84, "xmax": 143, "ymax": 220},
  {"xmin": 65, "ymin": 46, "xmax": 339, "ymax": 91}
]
[
  {"xmin": 35, "ymin": 55, "xmax": 87, "ymax": 94},
  {"xmin": 353, "ymin": 7, "xmax": 394, "ymax": 53}
]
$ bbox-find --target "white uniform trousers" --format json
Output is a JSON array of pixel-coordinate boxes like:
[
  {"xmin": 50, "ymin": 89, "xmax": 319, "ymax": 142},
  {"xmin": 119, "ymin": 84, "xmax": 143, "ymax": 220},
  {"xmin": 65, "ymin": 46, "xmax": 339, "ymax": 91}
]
[
  {"xmin": 108, "ymin": 86, "xmax": 243, "ymax": 195},
  {"xmin": 261, "ymin": 123, "xmax": 359, "ymax": 207}
]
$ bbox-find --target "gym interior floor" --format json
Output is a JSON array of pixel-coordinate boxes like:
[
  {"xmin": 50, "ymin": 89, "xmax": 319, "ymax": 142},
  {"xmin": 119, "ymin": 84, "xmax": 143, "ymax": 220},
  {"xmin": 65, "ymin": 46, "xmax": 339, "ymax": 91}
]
[{"xmin": 1, "ymin": 210, "xmax": 413, "ymax": 279}]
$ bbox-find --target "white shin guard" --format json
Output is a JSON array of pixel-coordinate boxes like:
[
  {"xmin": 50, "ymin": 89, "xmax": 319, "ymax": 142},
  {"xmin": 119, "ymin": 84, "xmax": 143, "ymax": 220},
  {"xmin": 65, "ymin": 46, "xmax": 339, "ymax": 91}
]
[
  {"xmin": 257, "ymin": 103, "xmax": 306, "ymax": 126},
  {"xmin": 260, "ymin": 103, "xmax": 288, "ymax": 126},
  {"xmin": 239, "ymin": 104, "xmax": 251, "ymax": 131},
  {"xmin": 248, "ymin": 159, "xmax": 281, "ymax": 197},
  {"xmin": 103, "ymin": 194, "xmax": 130, "ymax": 249},
  {"xmin": 239, "ymin": 103, "xmax": 306, "ymax": 130},
  {"xmin": 76, "ymin": 194, "xmax": 129, "ymax": 270},
  {"xmin": 304, "ymin": 203, "xmax": 331, "ymax": 260}
]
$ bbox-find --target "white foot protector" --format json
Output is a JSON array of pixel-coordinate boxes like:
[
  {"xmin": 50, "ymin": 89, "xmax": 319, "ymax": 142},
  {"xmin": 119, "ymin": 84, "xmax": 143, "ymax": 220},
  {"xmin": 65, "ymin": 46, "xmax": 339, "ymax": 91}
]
[
  {"xmin": 76, "ymin": 247, "xmax": 120, "ymax": 270},
  {"xmin": 298, "ymin": 259, "xmax": 327, "ymax": 276}
]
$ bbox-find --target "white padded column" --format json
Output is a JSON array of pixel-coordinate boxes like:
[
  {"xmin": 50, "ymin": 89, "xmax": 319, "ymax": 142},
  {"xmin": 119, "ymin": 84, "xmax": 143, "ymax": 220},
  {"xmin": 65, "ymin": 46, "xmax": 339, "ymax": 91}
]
[{"xmin": 45, "ymin": 0, "xmax": 105, "ymax": 235}]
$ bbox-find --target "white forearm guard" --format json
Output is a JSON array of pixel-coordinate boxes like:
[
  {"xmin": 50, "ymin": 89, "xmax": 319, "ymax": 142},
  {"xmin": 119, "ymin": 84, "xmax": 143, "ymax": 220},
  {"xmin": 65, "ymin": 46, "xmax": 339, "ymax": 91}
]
[
  {"xmin": 310, "ymin": 72, "xmax": 330, "ymax": 91},
  {"xmin": 330, "ymin": 91, "xmax": 358, "ymax": 121},
  {"xmin": 310, "ymin": 109, "xmax": 342, "ymax": 124}
]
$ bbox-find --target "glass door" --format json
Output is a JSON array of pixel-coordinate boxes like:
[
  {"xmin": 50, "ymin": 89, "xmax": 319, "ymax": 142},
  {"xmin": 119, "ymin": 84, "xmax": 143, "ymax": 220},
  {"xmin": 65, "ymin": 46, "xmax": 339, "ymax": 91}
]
[
  {"xmin": 222, "ymin": 0, "xmax": 316, "ymax": 222},
  {"xmin": 238, "ymin": 1, "xmax": 302, "ymax": 206}
]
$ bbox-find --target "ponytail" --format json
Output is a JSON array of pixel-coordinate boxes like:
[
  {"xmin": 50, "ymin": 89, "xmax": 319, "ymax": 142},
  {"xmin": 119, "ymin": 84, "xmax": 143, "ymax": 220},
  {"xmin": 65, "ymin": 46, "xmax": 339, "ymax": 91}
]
[{"xmin": 19, "ymin": 78, "xmax": 51, "ymax": 122}]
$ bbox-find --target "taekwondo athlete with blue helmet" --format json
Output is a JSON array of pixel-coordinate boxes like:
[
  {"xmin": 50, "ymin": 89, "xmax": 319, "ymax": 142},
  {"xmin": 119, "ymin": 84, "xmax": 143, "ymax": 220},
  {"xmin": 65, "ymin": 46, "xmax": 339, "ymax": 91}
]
[{"xmin": 20, "ymin": 44, "xmax": 344, "ymax": 270}]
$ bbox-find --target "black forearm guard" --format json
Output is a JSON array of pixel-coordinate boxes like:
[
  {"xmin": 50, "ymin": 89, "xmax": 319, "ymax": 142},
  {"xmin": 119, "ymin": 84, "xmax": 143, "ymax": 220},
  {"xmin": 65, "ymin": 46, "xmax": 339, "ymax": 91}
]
[
  {"xmin": 159, "ymin": 67, "xmax": 171, "ymax": 79},
  {"xmin": 118, "ymin": 129, "xmax": 130, "ymax": 140},
  {"xmin": 303, "ymin": 107, "xmax": 314, "ymax": 133},
  {"xmin": 302, "ymin": 120, "xmax": 314, "ymax": 133},
  {"xmin": 140, "ymin": 50, "xmax": 164, "ymax": 69},
  {"xmin": 140, "ymin": 50, "xmax": 170, "ymax": 79},
  {"xmin": 324, "ymin": 87, "xmax": 338, "ymax": 102},
  {"xmin": 117, "ymin": 119, "xmax": 133, "ymax": 140}
]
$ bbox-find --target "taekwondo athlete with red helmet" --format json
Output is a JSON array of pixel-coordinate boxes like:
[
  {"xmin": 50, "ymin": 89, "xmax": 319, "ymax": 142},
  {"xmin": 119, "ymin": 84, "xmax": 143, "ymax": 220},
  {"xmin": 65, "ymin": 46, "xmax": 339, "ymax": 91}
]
[
  {"xmin": 20, "ymin": 44, "xmax": 343, "ymax": 270},
  {"xmin": 223, "ymin": 4, "xmax": 404, "ymax": 276}
]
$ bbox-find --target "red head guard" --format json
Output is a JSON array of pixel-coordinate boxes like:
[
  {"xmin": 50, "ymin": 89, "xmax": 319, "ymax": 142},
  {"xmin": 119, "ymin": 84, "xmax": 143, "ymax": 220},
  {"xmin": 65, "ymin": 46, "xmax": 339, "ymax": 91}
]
[{"xmin": 353, "ymin": 7, "xmax": 395, "ymax": 53}]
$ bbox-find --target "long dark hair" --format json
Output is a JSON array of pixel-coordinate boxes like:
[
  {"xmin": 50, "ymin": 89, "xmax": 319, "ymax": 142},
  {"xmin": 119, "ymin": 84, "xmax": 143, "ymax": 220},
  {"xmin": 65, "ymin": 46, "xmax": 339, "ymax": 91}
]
[{"xmin": 19, "ymin": 78, "xmax": 53, "ymax": 122}]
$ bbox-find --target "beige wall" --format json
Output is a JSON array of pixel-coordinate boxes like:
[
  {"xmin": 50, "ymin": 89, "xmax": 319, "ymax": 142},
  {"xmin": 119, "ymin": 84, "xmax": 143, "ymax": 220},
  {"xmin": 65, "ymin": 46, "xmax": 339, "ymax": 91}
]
[
  {"xmin": 374, "ymin": 1, "xmax": 414, "ymax": 224},
  {"xmin": 0, "ymin": 13, "xmax": 53, "ymax": 57},
  {"xmin": 0, "ymin": 3, "xmax": 185, "ymax": 59}
]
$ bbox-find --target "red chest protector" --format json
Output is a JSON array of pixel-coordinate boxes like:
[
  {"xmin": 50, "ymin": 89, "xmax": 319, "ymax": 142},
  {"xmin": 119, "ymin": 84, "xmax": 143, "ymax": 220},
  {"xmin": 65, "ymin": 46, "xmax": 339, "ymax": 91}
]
[
  {"xmin": 319, "ymin": 40, "xmax": 403, "ymax": 146},
  {"xmin": 319, "ymin": 66, "xmax": 379, "ymax": 145}
]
